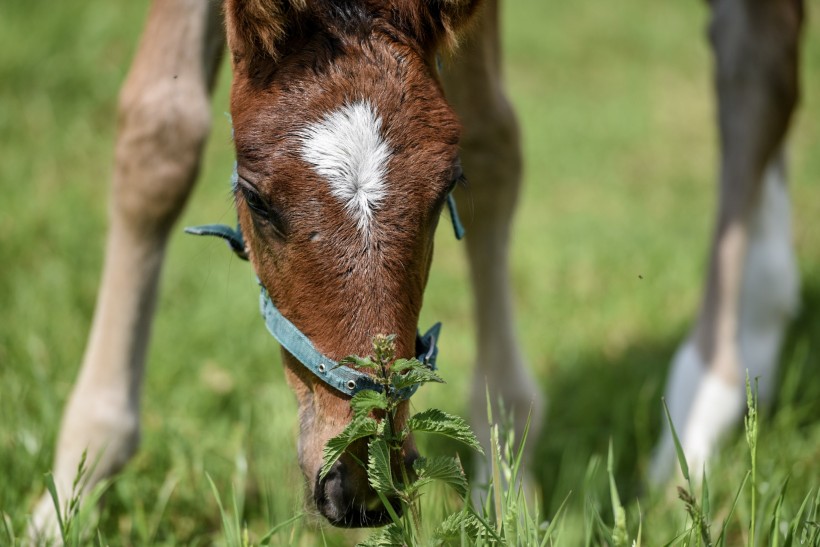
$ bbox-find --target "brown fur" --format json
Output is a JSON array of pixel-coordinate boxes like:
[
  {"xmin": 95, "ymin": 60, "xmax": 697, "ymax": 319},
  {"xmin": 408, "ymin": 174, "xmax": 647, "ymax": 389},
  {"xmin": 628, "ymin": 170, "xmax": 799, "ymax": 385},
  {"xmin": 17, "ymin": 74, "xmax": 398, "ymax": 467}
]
[{"xmin": 226, "ymin": 0, "xmax": 477, "ymax": 525}]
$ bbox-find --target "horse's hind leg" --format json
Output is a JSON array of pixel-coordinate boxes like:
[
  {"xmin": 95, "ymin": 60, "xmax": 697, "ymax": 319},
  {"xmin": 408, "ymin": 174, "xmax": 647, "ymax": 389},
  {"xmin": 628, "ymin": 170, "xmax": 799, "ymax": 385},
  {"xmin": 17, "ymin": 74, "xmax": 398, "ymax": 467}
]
[
  {"xmin": 441, "ymin": 0, "xmax": 545, "ymax": 488},
  {"xmin": 651, "ymin": 0, "xmax": 803, "ymax": 482},
  {"xmin": 30, "ymin": 0, "xmax": 224, "ymax": 538}
]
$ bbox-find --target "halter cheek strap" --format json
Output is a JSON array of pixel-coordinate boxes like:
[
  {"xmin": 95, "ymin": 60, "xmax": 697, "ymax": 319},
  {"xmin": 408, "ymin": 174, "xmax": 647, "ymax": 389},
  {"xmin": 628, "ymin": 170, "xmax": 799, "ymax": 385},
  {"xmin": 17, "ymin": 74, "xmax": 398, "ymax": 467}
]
[{"xmin": 184, "ymin": 223, "xmax": 248, "ymax": 260}]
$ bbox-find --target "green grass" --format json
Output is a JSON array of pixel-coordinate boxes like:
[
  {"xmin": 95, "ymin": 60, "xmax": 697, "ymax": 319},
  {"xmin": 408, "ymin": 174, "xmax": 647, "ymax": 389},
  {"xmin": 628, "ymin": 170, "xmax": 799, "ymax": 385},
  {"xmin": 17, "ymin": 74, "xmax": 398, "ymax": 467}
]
[{"xmin": 2, "ymin": 0, "xmax": 820, "ymax": 544}]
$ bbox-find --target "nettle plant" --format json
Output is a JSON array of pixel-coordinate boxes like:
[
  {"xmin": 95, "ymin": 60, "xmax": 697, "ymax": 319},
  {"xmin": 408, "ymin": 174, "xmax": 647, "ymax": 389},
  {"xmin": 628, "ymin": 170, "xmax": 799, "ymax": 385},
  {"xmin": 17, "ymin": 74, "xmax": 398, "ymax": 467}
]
[{"xmin": 320, "ymin": 334, "xmax": 483, "ymax": 544}]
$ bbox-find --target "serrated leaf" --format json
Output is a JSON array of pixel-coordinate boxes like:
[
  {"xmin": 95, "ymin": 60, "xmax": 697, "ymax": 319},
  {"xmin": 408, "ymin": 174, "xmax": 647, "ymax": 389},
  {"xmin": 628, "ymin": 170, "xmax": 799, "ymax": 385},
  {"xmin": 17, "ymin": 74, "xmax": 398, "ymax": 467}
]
[
  {"xmin": 357, "ymin": 522, "xmax": 405, "ymax": 546},
  {"xmin": 320, "ymin": 416, "xmax": 378, "ymax": 480},
  {"xmin": 390, "ymin": 358, "xmax": 420, "ymax": 374},
  {"xmin": 413, "ymin": 456, "xmax": 468, "ymax": 497},
  {"xmin": 338, "ymin": 355, "xmax": 380, "ymax": 372},
  {"xmin": 433, "ymin": 509, "xmax": 483, "ymax": 543},
  {"xmin": 407, "ymin": 409, "xmax": 483, "ymax": 454},
  {"xmin": 367, "ymin": 438, "xmax": 395, "ymax": 495},
  {"xmin": 351, "ymin": 389, "xmax": 388, "ymax": 418},
  {"xmin": 390, "ymin": 367, "xmax": 445, "ymax": 391}
]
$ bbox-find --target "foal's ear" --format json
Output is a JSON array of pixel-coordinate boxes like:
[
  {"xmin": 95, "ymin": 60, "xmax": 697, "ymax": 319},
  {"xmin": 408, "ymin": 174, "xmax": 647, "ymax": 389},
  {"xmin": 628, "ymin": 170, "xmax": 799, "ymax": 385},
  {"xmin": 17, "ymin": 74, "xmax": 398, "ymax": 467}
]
[
  {"xmin": 391, "ymin": 0, "xmax": 484, "ymax": 51},
  {"xmin": 432, "ymin": 0, "xmax": 485, "ymax": 45},
  {"xmin": 224, "ymin": 0, "xmax": 307, "ymax": 62}
]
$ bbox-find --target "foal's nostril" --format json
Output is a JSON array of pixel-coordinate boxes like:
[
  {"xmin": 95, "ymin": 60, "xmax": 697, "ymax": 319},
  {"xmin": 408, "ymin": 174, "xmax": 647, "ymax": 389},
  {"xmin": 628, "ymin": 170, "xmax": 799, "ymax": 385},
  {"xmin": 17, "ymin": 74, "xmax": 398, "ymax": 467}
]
[{"xmin": 314, "ymin": 459, "xmax": 400, "ymax": 528}]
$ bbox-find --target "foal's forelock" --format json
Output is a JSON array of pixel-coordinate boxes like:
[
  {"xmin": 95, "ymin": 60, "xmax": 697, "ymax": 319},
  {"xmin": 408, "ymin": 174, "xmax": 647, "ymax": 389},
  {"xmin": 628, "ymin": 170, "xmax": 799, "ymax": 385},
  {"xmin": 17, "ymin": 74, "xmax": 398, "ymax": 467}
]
[{"xmin": 224, "ymin": 0, "xmax": 483, "ymax": 64}]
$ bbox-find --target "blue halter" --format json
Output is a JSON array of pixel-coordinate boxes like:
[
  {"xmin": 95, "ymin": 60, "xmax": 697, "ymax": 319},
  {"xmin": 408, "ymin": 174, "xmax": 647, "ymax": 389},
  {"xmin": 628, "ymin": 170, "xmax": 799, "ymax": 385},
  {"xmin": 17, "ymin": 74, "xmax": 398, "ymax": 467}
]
[{"xmin": 185, "ymin": 167, "xmax": 464, "ymax": 399}]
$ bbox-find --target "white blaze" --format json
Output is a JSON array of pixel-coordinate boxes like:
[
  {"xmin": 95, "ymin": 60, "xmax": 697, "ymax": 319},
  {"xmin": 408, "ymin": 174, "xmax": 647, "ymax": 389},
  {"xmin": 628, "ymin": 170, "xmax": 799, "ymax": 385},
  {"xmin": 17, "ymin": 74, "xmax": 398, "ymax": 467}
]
[{"xmin": 299, "ymin": 100, "xmax": 391, "ymax": 233}]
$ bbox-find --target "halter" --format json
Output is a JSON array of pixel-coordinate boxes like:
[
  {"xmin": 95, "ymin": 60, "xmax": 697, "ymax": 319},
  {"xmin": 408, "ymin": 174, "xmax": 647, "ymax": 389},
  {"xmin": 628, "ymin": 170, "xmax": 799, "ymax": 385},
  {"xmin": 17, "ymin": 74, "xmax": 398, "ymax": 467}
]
[{"xmin": 185, "ymin": 165, "xmax": 464, "ymax": 399}]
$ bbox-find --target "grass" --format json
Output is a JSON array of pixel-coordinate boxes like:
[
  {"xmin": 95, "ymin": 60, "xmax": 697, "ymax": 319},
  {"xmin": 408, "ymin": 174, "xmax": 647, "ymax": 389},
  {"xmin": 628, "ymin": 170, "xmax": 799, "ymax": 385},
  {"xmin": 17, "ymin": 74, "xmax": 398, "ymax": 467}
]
[{"xmin": 1, "ymin": 0, "xmax": 820, "ymax": 544}]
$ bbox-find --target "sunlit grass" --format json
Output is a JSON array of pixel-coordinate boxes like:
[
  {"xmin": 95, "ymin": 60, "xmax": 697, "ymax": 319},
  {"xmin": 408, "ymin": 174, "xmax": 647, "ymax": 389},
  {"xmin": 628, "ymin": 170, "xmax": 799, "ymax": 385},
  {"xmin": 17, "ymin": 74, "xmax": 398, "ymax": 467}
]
[{"xmin": 2, "ymin": 0, "xmax": 820, "ymax": 544}]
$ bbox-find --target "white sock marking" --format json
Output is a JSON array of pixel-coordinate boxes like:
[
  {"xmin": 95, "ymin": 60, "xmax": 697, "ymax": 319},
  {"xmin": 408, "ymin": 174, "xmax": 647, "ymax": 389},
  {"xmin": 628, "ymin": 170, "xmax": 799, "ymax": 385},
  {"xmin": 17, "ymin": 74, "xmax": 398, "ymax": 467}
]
[
  {"xmin": 299, "ymin": 101, "xmax": 391, "ymax": 234},
  {"xmin": 651, "ymin": 150, "xmax": 800, "ymax": 484},
  {"xmin": 739, "ymin": 153, "xmax": 800, "ymax": 402}
]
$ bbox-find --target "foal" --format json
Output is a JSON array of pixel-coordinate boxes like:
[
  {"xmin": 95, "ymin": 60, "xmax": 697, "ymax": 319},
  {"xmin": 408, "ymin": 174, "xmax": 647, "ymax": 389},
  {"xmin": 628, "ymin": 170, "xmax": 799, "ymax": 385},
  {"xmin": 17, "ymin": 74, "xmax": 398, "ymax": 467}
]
[
  {"xmin": 30, "ymin": 0, "xmax": 805, "ymax": 537},
  {"xmin": 31, "ymin": 0, "xmax": 542, "ymax": 533}
]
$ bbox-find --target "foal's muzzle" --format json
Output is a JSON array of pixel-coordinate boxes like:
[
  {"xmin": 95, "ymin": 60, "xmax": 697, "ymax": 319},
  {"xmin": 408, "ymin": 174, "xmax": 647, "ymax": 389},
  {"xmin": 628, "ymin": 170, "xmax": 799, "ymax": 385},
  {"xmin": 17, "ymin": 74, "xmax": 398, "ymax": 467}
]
[{"xmin": 314, "ymin": 449, "xmax": 419, "ymax": 528}]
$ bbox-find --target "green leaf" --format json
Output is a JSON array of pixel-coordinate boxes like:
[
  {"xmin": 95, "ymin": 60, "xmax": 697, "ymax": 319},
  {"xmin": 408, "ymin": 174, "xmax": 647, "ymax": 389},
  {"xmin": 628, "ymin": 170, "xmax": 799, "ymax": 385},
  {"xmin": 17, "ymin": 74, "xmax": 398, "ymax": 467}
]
[
  {"xmin": 433, "ymin": 509, "xmax": 483, "ymax": 543},
  {"xmin": 338, "ymin": 355, "xmax": 380, "ymax": 372},
  {"xmin": 414, "ymin": 456, "xmax": 468, "ymax": 497},
  {"xmin": 390, "ymin": 366, "xmax": 445, "ymax": 391},
  {"xmin": 350, "ymin": 390, "xmax": 388, "ymax": 418},
  {"xmin": 407, "ymin": 409, "xmax": 483, "ymax": 454},
  {"xmin": 367, "ymin": 438, "xmax": 395, "ymax": 495},
  {"xmin": 357, "ymin": 522, "xmax": 405, "ymax": 547},
  {"xmin": 389, "ymin": 358, "xmax": 419, "ymax": 374},
  {"xmin": 320, "ymin": 417, "xmax": 379, "ymax": 480}
]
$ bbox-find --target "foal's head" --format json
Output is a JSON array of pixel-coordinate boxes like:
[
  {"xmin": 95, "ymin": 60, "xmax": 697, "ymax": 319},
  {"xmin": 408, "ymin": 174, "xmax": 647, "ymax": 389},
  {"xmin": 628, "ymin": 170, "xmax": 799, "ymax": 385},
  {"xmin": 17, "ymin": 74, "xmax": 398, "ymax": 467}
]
[{"xmin": 224, "ymin": 0, "xmax": 479, "ymax": 527}]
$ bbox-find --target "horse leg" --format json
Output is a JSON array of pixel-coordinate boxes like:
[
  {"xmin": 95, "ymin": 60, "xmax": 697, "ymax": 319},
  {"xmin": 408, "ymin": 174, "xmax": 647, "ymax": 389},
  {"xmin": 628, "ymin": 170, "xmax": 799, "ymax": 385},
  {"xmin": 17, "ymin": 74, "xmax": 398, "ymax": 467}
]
[
  {"xmin": 651, "ymin": 0, "xmax": 803, "ymax": 482},
  {"xmin": 30, "ymin": 0, "xmax": 224, "ymax": 538},
  {"xmin": 441, "ymin": 0, "xmax": 545, "ymax": 487}
]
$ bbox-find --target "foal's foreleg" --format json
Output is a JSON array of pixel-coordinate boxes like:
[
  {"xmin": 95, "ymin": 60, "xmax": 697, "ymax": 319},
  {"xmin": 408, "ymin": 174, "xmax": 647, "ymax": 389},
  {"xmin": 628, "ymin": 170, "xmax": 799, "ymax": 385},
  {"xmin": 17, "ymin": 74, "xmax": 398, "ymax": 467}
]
[
  {"xmin": 30, "ymin": 0, "xmax": 224, "ymax": 538},
  {"xmin": 651, "ymin": 0, "xmax": 803, "ymax": 482},
  {"xmin": 441, "ymin": 0, "xmax": 545, "ymax": 487}
]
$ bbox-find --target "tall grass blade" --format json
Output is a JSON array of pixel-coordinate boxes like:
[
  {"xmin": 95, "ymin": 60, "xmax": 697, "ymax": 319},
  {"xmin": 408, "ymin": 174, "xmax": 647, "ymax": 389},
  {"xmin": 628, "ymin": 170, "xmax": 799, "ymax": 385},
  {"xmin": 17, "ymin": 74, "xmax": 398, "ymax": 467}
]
[
  {"xmin": 716, "ymin": 470, "xmax": 750, "ymax": 546},
  {"xmin": 43, "ymin": 472, "xmax": 67, "ymax": 545},
  {"xmin": 662, "ymin": 525, "xmax": 697, "ymax": 547},
  {"xmin": 511, "ymin": 405, "xmax": 533, "ymax": 484},
  {"xmin": 662, "ymin": 397, "xmax": 690, "ymax": 483},
  {"xmin": 769, "ymin": 476, "xmax": 790, "ymax": 547},
  {"xmin": 636, "ymin": 501, "xmax": 643, "ymax": 547},
  {"xmin": 701, "ymin": 466, "xmax": 712, "ymax": 546},
  {"xmin": 783, "ymin": 488, "xmax": 812, "ymax": 547},
  {"xmin": 2, "ymin": 511, "xmax": 15, "ymax": 546},
  {"xmin": 259, "ymin": 513, "xmax": 304, "ymax": 545},
  {"xmin": 490, "ymin": 423, "xmax": 504, "ymax": 536},
  {"xmin": 206, "ymin": 473, "xmax": 236, "ymax": 546},
  {"xmin": 539, "ymin": 491, "xmax": 571, "ymax": 547},
  {"xmin": 744, "ymin": 372, "xmax": 759, "ymax": 547},
  {"xmin": 586, "ymin": 496, "xmax": 614, "ymax": 545},
  {"xmin": 607, "ymin": 440, "xmax": 628, "ymax": 546}
]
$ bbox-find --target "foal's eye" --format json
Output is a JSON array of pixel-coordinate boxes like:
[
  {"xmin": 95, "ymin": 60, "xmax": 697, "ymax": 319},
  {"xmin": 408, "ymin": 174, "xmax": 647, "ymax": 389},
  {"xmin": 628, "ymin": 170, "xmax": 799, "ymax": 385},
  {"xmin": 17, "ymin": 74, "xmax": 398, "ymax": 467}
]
[
  {"xmin": 240, "ymin": 185, "xmax": 287, "ymax": 237},
  {"xmin": 446, "ymin": 162, "xmax": 467, "ymax": 195},
  {"xmin": 241, "ymin": 186, "xmax": 269, "ymax": 216}
]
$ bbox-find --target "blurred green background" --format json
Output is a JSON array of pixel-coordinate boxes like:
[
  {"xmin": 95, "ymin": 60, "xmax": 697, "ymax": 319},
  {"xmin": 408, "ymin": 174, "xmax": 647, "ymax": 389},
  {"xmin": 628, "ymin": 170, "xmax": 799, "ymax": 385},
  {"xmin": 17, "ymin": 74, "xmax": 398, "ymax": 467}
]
[{"xmin": 1, "ymin": 0, "xmax": 819, "ymax": 544}]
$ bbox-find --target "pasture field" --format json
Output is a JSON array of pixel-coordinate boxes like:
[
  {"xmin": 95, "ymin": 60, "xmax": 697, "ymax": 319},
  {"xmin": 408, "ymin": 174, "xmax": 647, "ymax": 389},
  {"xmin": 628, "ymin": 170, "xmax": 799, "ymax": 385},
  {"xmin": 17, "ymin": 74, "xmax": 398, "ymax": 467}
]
[{"xmin": 2, "ymin": 0, "xmax": 820, "ymax": 544}]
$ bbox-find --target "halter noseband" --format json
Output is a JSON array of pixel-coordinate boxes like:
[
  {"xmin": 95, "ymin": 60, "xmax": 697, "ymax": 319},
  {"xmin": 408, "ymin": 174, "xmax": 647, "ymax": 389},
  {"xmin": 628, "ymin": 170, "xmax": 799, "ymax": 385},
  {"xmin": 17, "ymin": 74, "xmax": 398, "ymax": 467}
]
[{"xmin": 185, "ymin": 166, "xmax": 464, "ymax": 399}]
